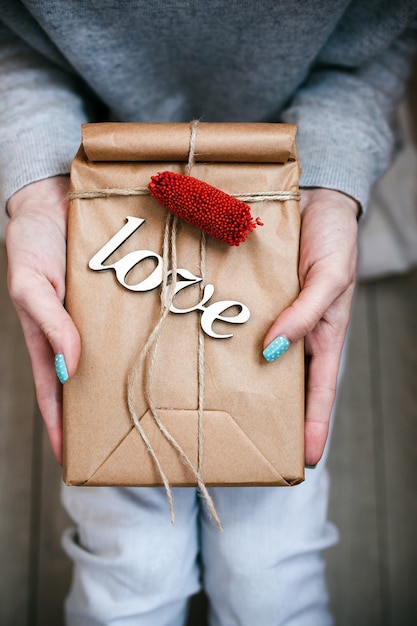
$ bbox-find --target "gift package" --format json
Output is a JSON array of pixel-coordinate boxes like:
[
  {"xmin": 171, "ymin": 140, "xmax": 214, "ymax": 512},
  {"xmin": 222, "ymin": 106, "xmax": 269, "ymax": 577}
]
[{"xmin": 63, "ymin": 122, "xmax": 305, "ymax": 504}]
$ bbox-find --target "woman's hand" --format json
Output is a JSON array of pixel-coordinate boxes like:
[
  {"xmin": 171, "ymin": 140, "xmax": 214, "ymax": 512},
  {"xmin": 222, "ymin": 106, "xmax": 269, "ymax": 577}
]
[
  {"xmin": 6, "ymin": 176, "xmax": 81, "ymax": 463},
  {"xmin": 263, "ymin": 188, "xmax": 359, "ymax": 466}
]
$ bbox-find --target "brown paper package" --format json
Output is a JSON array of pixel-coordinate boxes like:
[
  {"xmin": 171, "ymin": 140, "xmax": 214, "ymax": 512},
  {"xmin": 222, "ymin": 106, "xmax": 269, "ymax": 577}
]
[{"xmin": 63, "ymin": 122, "xmax": 305, "ymax": 489}]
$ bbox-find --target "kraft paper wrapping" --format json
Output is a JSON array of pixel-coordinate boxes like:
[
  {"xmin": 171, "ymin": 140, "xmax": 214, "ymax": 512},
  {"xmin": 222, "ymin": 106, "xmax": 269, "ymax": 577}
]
[{"xmin": 63, "ymin": 122, "xmax": 305, "ymax": 489}]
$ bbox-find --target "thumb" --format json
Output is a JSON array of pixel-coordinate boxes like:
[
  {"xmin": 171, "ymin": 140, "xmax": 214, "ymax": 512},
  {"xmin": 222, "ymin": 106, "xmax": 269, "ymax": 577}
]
[
  {"xmin": 13, "ymin": 273, "xmax": 81, "ymax": 380},
  {"xmin": 262, "ymin": 279, "xmax": 328, "ymax": 360}
]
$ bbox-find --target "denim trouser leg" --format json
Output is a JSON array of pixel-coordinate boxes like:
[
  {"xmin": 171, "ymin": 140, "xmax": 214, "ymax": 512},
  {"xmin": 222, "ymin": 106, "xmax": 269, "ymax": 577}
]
[
  {"xmin": 62, "ymin": 486, "xmax": 201, "ymax": 626},
  {"xmin": 61, "ymin": 461, "xmax": 337, "ymax": 625},
  {"xmin": 202, "ymin": 466, "xmax": 338, "ymax": 626}
]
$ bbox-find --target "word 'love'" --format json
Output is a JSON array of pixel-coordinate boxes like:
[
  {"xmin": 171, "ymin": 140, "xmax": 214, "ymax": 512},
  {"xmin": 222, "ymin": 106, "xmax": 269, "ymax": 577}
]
[{"xmin": 88, "ymin": 216, "xmax": 250, "ymax": 338}]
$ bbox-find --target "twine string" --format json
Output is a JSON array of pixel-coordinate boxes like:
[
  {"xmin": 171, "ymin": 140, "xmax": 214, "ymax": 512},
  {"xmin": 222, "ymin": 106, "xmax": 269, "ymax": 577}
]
[
  {"xmin": 198, "ymin": 231, "xmax": 207, "ymax": 486},
  {"xmin": 68, "ymin": 188, "xmax": 301, "ymax": 202},
  {"xmin": 185, "ymin": 118, "xmax": 199, "ymax": 176},
  {"xmin": 187, "ymin": 120, "xmax": 210, "ymax": 514},
  {"xmin": 127, "ymin": 214, "xmax": 177, "ymax": 522},
  {"xmin": 126, "ymin": 120, "xmax": 222, "ymax": 529}
]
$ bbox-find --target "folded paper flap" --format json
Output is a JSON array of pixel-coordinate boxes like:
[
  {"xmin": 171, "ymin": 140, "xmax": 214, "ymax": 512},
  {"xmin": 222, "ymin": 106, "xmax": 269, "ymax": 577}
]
[
  {"xmin": 82, "ymin": 122, "xmax": 298, "ymax": 164},
  {"xmin": 82, "ymin": 409, "xmax": 299, "ymax": 487}
]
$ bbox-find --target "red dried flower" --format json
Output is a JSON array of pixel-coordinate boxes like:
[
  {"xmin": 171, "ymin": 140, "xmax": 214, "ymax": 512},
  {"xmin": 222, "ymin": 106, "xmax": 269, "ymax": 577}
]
[{"xmin": 148, "ymin": 171, "xmax": 263, "ymax": 246}]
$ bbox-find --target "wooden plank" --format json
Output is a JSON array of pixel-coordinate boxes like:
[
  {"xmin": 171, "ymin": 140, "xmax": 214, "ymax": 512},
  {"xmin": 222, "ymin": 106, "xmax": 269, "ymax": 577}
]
[
  {"xmin": 326, "ymin": 283, "xmax": 384, "ymax": 625},
  {"xmin": 373, "ymin": 269, "xmax": 417, "ymax": 625},
  {"xmin": 0, "ymin": 243, "xmax": 35, "ymax": 626}
]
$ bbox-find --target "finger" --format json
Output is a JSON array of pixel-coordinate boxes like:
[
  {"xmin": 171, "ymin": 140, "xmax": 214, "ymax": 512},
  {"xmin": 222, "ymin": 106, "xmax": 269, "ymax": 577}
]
[
  {"xmin": 303, "ymin": 346, "xmax": 340, "ymax": 466},
  {"xmin": 10, "ymin": 271, "xmax": 81, "ymax": 377},
  {"xmin": 262, "ymin": 266, "xmax": 346, "ymax": 355},
  {"xmin": 17, "ymin": 309, "xmax": 65, "ymax": 463},
  {"xmin": 302, "ymin": 287, "xmax": 354, "ymax": 465},
  {"xmin": 13, "ymin": 287, "xmax": 80, "ymax": 464},
  {"xmin": 263, "ymin": 280, "xmax": 354, "ymax": 464}
]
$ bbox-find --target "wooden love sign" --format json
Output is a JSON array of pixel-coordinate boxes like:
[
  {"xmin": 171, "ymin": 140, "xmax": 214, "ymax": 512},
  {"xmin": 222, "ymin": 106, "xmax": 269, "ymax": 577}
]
[{"xmin": 88, "ymin": 215, "xmax": 251, "ymax": 339}]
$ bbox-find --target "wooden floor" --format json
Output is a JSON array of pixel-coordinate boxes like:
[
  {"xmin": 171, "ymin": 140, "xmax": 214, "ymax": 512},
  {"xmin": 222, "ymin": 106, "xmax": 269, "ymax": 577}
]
[{"xmin": 1, "ymin": 241, "xmax": 417, "ymax": 626}]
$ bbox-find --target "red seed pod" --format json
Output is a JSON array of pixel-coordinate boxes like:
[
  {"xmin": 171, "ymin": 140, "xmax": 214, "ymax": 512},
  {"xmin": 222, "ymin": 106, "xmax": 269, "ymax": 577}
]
[{"xmin": 148, "ymin": 171, "xmax": 263, "ymax": 246}]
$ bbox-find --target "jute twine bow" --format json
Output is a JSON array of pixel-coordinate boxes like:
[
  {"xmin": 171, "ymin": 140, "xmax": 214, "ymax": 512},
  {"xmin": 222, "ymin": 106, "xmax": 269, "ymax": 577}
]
[{"xmin": 69, "ymin": 121, "xmax": 300, "ymax": 529}]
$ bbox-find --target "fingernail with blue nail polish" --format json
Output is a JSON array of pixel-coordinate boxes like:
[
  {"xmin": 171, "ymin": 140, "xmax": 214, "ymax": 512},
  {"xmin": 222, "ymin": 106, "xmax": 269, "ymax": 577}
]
[
  {"xmin": 263, "ymin": 336, "xmax": 291, "ymax": 362},
  {"xmin": 55, "ymin": 353, "xmax": 68, "ymax": 384}
]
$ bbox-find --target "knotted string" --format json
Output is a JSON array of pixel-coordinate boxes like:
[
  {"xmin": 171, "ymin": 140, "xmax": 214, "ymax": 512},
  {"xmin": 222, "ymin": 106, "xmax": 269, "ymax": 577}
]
[{"xmin": 126, "ymin": 120, "xmax": 223, "ymax": 529}]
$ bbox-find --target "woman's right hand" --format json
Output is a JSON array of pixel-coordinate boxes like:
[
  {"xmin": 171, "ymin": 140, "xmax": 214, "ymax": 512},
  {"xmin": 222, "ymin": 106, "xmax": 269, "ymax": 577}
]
[{"xmin": 6, "ymin": 176, "xmax": 81, "ymax": 464}]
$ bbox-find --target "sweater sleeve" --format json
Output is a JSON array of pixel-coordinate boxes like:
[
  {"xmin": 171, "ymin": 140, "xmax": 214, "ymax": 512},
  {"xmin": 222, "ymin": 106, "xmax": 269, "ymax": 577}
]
[
  {"xmin": 281, "ymin": 12, "xmax": 417, "ymax": 211},
  {"xmin": 0, "ymin": 21, "xmax": 93, "ymax": 209}
]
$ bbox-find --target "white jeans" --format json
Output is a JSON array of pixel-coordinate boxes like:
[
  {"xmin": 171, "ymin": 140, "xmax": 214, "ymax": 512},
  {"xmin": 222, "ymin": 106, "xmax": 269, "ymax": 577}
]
[{"xmin": 61, "ymin": 462, "xmax": 338, "ymax": 626}]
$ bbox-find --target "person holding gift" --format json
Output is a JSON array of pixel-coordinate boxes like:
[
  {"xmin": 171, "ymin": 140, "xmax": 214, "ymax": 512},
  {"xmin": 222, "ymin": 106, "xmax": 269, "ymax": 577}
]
[{"xmin": 1, "ymin": 2, "xmax": 417, "ymax": 625}]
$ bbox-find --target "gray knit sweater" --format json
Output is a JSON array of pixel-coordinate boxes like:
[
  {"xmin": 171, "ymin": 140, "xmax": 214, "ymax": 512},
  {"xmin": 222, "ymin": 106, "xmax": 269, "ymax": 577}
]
[{"xmin": 1, "ymin": 1, "xmax": 416, "ymax": 210}]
